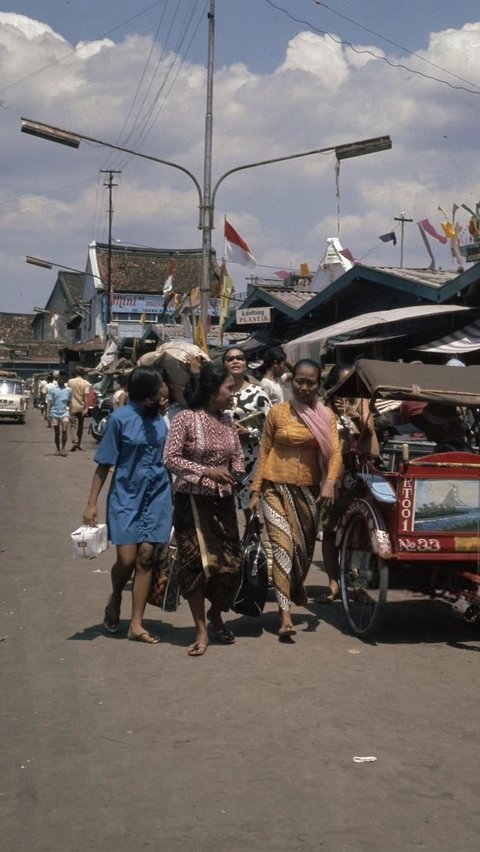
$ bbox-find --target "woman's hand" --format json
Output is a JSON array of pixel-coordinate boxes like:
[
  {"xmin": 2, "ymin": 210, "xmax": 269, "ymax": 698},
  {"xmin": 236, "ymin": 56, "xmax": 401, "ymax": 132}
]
[
  {"xmin": 318, "ymin": 479, "xmax": 336, "ymax": 505},
  {"xmin": 83, "ymin": 503, "xmax": 98, "ymax": 526},
  {"xmin": 249, "ymin": 491, "xmax": 261, "ymax": 513},
  {"xmin": 235, "ymin": 422, "xmax": 251, "ymax": 438},
  {"xmin": 202, "ymin": 466, "xmax": 235, "ymax": 485}
]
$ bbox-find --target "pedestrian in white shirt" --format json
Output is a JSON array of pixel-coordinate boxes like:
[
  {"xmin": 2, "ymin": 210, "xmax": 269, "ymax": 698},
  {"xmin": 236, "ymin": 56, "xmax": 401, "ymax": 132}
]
[{"xmin": 260, "ymin": 347, "xmax": 287, "ymax": 405}]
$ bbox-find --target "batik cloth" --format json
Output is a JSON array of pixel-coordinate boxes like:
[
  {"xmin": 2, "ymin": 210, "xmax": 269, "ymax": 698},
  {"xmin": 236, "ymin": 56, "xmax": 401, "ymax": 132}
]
[
  {"xmin": 262, "ymin": 480, "xmax": 321, "ymax": 612},
  {"xmin": 173, "ymin": 492, "xmax": 241, "ymax": 610}
]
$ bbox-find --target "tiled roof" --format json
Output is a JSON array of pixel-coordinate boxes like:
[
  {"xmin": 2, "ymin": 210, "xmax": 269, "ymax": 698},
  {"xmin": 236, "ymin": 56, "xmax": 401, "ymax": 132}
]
[
  {"xmin": 0, "ymin": 312, "xmax": 35, "ymax": 343},
  {"xmin": 94, "ymin": 244, "xmax": 220, "ymax": 295},
  {"xmin": 60, "ymin": 271, "xmax": 85, "ymax": 305}
]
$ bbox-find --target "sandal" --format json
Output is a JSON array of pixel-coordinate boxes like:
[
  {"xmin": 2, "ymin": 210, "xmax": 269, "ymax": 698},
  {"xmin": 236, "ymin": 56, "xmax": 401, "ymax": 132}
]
[
  {"xmin": 187, "ymin": 642, "xmax": 208, "ymax": 657},
  {"xmin": 127, "ymin": 629, "xmax": 161, "ymax": 644},
  {"xmin": 210, "ymin": 627, "xmax": 235, "ymax": 644},
  {"xmin": 278, "ymin": 624, "xmax": 297, "ymax": 639},
  {"xmin": 103, "ymin": 596, "xmax": 120, "ymax": 633}
]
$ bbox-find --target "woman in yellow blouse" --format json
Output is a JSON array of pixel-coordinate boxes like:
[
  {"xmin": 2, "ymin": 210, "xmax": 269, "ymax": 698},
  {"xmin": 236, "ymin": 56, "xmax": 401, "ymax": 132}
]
[{"xmin": 249, "ymin": 359, "xmax": 342, "ymax": 639}]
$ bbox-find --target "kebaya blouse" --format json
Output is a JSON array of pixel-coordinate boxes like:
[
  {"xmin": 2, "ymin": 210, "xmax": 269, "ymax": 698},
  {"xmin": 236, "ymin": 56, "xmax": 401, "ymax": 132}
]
[{"xmin": 164, "ymin": 408, "xmax": 245, "ymax": 497}]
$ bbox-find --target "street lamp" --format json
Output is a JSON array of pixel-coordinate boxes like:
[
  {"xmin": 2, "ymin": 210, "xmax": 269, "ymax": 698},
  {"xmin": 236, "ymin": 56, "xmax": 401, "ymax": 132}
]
[{"xmin": 21, "ymin": 117, "xmax": 391, "ymax": 342}]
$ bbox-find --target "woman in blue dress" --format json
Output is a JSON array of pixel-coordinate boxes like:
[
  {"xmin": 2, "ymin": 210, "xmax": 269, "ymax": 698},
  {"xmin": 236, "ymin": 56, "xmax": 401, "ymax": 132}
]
[{"xmin": 83, "ymin": 367, "xmax": 172, "ymax": 643}]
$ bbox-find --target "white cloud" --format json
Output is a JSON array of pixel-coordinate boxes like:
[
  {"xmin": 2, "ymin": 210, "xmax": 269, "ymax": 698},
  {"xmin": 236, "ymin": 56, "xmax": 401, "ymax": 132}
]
[{"xmin": 1, "ymin": 13, "xmax": 480, "ymax": 311}]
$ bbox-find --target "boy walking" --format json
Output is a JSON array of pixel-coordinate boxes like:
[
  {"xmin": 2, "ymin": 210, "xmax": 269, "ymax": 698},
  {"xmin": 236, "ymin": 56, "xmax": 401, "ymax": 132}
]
[{"xmin": 46, "ymin": 371, "xmax": 71, "ymax": 456}]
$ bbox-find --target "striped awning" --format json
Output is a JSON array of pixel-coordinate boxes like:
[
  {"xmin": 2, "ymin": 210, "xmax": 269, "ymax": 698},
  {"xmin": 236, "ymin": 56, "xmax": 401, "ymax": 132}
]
[{"xmin": 415, "ymin": 317, "xmax": 480, "ymax": 354}]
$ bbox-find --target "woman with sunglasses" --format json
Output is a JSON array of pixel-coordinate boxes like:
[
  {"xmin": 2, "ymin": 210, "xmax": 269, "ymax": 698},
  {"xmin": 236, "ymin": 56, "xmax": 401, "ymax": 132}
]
[
  {"xmin": 221, "ymin": 346, "xmax": 271, "ymax": 520},
  {"xmin": 249, "ymin": 359, "xmax": 342, "ymax": 639}
]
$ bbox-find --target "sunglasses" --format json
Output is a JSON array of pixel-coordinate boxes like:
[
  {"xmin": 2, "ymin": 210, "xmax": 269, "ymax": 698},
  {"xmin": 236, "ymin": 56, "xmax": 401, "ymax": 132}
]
[{"xmin": 225, "ymin": 355, "xmax": 246, "ymax": 362}]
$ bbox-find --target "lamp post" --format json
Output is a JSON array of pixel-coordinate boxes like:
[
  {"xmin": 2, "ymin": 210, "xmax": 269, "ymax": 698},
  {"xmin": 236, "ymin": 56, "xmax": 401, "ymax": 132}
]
[
  {"xmin": 22, "ymin": 118, "xmax": 392, "ymax": 343},
  {"xmin": 27, "ymin": 255, "xmax": 93, "ymax": 322}
]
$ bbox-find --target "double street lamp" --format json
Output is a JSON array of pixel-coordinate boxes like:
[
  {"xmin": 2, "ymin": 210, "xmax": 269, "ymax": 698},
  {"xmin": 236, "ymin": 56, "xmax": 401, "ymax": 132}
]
[{"xmin": 21, "ymin": 116, "xmax": 391, "ymax": 342}]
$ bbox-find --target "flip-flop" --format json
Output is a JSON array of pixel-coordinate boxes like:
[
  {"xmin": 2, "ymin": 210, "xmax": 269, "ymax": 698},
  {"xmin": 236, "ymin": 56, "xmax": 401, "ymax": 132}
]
[
  {"xmin": 188, "ymin": 642, "xmax": 208, "ymax": 657},
  {"xmin": 210, "ymin": 627, "xmax": 235, "ymax": 644},
  {"xmin": 127, "ymin": 630, "xmax": 161, "ymax": 644},
  {"xmin": 103, "ymin": 597, "xmax": 120, "ymax": 633},
  {"xmin": 315, "ymin": 590, "xmax": 339, "ymax": 604},
  {"xmin": 278, "ymin": 624, "xmax": 297, "ymax": 638}
]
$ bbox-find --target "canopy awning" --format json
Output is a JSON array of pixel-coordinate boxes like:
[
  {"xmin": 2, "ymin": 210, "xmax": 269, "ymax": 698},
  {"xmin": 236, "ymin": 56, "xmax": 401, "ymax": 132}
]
[
  {"xmin": 326, "ymin": 358, "xmax": 480, "ymax": 406},
  {"xmin": 284, "ymin": 304, "xmax": 472, "ymax": 362}
]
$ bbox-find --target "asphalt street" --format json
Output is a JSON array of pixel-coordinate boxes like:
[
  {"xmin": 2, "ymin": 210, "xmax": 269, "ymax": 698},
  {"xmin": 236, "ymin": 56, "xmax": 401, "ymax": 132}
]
[{"xmin": 1, "ymin": 410, "xmax": 480, "ymax": 852}]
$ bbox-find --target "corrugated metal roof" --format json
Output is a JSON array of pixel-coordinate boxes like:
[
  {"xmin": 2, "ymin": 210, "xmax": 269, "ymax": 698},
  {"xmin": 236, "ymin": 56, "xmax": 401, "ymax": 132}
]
[
  {"xmin": 367, "ymin": 266, "xmax": 458, "ymax": 289},
  {"xmin": 253, "ymin": 286, "xmax": 314, "ymax": 311}
]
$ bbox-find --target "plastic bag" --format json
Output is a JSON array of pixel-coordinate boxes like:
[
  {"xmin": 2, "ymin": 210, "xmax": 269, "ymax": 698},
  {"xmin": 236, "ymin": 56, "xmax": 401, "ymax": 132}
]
[{"xmin": 71, "ymin": 524, "xmax": 109, "ymax": 560}]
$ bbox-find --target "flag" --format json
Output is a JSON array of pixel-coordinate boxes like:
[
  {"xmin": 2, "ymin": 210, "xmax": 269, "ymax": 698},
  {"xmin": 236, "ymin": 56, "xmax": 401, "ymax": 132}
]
[
  {"xmin": 299, "ymin": 262, "xmax": 310, "ymax": 276},
  {"xmin": 224, "ymin": 219, "xmax": 256, "ymax": 266},
  {"xmin": 274, "ymin": 270, "xmax": 290, "ymax": 280},
  {"xmin": 379, "ymin": 231, "xmax": 397, "ymax": 245},
  {"xmin": 440, "ymin": 221, "xmax": 456, "ymax": 240},
  {"xmin": 189, "ymin": 287, "xmax": 201, "ymax": 311},
  {"xmin": 163, "ymin": 260, "xmax": 176, "ymax": 295},
  {"xmin": 194, "ymin": 320, "xmax": 209, "ymax": 354},
  {"xmin": 340, "ymin": 248, "xmax": 356, "ymax": 263},
  {"xmin": 217, "ymin": 261, "xmax": 234, "ymax": 345},
  {"xmin": 417, "ymin": 223, "xmax": 436, "ymax": 271},
  {"xmin": 417, "ymin": 219, "xmax": 447, "ymax": 244}
]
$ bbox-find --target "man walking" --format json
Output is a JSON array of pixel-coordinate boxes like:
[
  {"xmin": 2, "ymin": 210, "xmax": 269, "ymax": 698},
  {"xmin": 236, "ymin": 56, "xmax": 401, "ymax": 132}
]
[
  {"xmin": 44, "ymin": 373, "xmax": 56, "ymax": 426},
  {"xmin": 68, "ymin": 366, "xmax": 91, "ymax": 451},
  {"xmin": 46, "ymin": 371, "xmax": 71, "ymax": 456}
]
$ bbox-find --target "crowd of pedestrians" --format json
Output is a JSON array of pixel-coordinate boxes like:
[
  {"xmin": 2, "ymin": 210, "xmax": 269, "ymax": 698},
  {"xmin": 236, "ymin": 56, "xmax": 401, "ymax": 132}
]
[{"xmin": 76, "ymin": 349, "xmax": 352, "ymax": 656}]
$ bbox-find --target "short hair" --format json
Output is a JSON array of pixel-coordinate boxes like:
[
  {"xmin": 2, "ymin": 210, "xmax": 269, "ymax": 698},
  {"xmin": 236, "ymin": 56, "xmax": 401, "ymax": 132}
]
[
  {"xmin": 184, "ymin": 363, "xmax": 230, "ymax": 409},
  {"xmin": 74, "ymin": 365, "xmax": 85, "ymax": 376},
  {"xmin": 127, "ymin": 366, "xmax": 162, "ymax": 403},
  {"xmin": 292, "ymin": 358, "xmax": 322, "ymax": 381},
  {"xmin": 57, "ymin": 370, "xmax": 68, "ymax": 380},
  {"xmin": 262, "ymin": 347, "xmax": 286, "ymax": 370}
]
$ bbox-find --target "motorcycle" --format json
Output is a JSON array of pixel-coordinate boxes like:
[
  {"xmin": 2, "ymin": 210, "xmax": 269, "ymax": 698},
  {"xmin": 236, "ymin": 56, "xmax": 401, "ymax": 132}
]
[{"xmin": 89, "ymin": 393, "xmax": 114, "ymax": 442}]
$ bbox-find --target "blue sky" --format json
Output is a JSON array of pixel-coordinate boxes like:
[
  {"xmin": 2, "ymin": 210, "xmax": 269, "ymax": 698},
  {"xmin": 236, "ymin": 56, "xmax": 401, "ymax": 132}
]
[
  {"xmin": 6, "ymin": 1, "xmax": 480, "ymax": 69},
  {"xmin": 1, "ymin": 1, "xmax": 480, "ymax": 312}
]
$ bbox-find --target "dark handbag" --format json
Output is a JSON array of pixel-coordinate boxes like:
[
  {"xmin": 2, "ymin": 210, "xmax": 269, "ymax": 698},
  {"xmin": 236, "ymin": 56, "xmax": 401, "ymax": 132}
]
[
  {"xmin": 233, "ymin": 515, "xmax": 269, "ymax": 617},
  {"xmin": 148, "ymin": 542, "xmax": 180, "ymax": 612}
]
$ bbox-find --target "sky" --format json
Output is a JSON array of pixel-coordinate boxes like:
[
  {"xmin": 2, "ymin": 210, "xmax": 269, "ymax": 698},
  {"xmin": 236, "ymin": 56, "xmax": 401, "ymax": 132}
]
[{"xmin": 1, "ymin": 0, "xmax": 480, "ymax": 313}]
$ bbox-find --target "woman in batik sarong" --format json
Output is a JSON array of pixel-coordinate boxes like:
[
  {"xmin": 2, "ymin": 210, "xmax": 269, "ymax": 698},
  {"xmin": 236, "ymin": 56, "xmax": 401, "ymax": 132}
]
[
  {"xmin": 249, "ymin": 359, "xmax": 342, "ymax": 639},
  {"xmin": 164, "ymin": 364, "xmax": 244, "ymax": 657}
]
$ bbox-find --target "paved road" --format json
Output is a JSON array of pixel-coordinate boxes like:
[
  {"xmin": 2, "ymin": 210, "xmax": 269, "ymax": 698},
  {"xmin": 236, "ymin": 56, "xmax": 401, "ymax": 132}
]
[{"xmin": 1, "ymin": 410, "xmax": 480, "ymax": 852}]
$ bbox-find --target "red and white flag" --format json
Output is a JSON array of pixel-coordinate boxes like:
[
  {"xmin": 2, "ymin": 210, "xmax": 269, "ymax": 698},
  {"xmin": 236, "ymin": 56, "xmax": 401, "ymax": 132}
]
[
  {"xmin": 163, "ymin": 260, "xmax": 176, "ymax": 295},
  {"xmin": 224, "ymin": 219, "xmax": 256, "ymax": 266}
]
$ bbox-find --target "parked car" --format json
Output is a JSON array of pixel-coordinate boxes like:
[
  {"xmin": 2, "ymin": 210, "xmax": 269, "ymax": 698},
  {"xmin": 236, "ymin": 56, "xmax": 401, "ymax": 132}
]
[{"xmin": 0, "ymin": 376, "xmax": 27, "ymax": 423}]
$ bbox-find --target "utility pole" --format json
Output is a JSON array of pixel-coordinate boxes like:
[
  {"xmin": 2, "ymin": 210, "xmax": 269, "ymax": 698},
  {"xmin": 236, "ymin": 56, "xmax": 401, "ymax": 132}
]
[
  {"xmin": 101, "ymin": 169, "xmax": 121, "ymax": 330},
  {"xmin": 394, "ymin": 212, "xmax": 413, "ymax": 268},
  {"xmin": 200, "ymin": 0, "xmax": 215, "ymax": 346}
]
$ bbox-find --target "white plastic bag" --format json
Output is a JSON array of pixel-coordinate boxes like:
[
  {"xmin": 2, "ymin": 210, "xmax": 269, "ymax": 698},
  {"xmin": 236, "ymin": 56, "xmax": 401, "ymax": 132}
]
[{"xmin": 71, "ymin": 524, "xmax": 109, "ymax": 560}]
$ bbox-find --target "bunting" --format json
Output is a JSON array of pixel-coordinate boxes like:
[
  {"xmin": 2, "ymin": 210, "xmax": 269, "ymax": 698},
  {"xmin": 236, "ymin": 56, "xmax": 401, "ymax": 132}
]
[
  {"xmin": 417, "ymin": 219, "xmax": 447, "ymax": 244},
  {"xmin": 379, "ymin": 231, "xmax": 397, "ymax": 245}
]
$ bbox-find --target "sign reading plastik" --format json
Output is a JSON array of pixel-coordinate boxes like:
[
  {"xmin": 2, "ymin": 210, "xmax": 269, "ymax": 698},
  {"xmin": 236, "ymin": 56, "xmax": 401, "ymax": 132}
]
[{"xmin": 236, "ymin": 307, "xmax": 271, "ymax": 325}]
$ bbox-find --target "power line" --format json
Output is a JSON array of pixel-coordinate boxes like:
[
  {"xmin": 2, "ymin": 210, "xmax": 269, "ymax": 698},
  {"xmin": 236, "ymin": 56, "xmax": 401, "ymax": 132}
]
[
  {"xmin": 314, "ymin": 1, "xmax": 480, "ymax": 92},
  {"xmin": 263, "ymin": 0, "xmax": 480, "ymax": 96}
]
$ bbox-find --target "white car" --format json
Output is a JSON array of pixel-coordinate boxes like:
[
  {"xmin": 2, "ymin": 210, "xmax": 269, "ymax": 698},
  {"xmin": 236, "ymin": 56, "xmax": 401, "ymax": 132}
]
[{"xmin": 0, "ymin": 378, "xmax": 27, "ymax": 423}]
